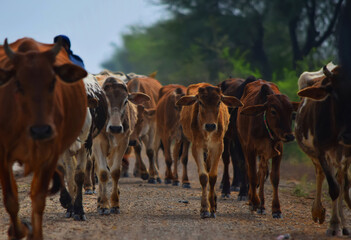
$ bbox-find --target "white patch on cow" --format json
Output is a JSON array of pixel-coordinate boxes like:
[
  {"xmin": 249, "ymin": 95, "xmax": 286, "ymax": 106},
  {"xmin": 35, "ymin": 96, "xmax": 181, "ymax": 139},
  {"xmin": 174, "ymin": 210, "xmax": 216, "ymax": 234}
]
[
  {"xmin": 298, "ymin": 62, "xmax": 337, "ymax": 90},
  {"xmin": 301, "ymin": 130, "xmax": 315, "ymax": 149},
  {"xmin": 84, "ymin": 73, "xmax": 101, "ymax": 99}
]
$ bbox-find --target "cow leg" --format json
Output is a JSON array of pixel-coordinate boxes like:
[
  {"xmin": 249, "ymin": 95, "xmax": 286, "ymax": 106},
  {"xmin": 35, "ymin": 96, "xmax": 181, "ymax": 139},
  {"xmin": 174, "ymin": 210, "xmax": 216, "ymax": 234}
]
[
  {"xmin": 319, "ymin": 154, "xmax": 340, "ymax": 201},
  {"xmin": 0, "ymin": 162, "xmax": 30, "ymax": 239},
  {"xmin": 230, "ymin": 141, "xmax": 240, "ymax": 192},
  {"xmin": 208, "ymin": 143, "xmax": 222, "ymax": 218},
  {"xmin": 109, "ymin": 139, "xmax": 128, "ymax": 214},
  {"xmin": 246, "ymin": 150, "xmax": 260, "ymax": 211},
  {"xmin": 143, "ymin": 132, "xmax": 160, "ymax": 184},
  {"xmin": 257, "ymin": 157, "xmax": 267, "ymax": 215},
  {"xmin": 235, "ymin": 138, "xmax": 248, "ymax": 201},
  {"xmin": 270, "ymin": 155, "xmax": 282, "ymax": 218},
  {"xmin": 121, "ymin": 147, "xmax": 131, "ymax": 177},
  {"xmin": 172, "ymin": 139, "xmax": 182, "ymax": 186},
  {"xmin": 180, "ymin": 139, "xmax": 190, "ymax": 188},
  {"xmin": 133, "ymin": 142, "xmax": 149, "ymax": 180},
  {"xmin": 192, "ymin": 144, "xmax": 210, "ymax": 218},
  {"xmin": 162, "ymin": 135, "xmax": 173, "ymax": 184},
  {"xmin": 84, "ymin": 156, "xmax": 94, "ymax": 194},
  {"xmin": 221, "ymin": 138, "xmax": 231, "ymax": 198},
  {"xmin": 93, "ymin": 137, "xmax": 110, "ymax": 215},
  {"xmin": 312, "ymin": 162, "xmax": 326, "ymax": 224},
  {"xmin": 30, "ymin": 163, "xmax": 58, "ymax": 240}
]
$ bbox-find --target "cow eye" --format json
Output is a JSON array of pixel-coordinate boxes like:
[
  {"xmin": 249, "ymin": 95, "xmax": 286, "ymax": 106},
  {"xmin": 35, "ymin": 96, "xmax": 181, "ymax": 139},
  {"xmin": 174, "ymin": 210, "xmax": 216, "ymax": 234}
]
[
  {"xmin": 199, "ymin": 101, "xmax": 204, "ymax": 106},
  {"xmin": 271, "ymin": 109, "xmax": 277, "ymax": 116}
]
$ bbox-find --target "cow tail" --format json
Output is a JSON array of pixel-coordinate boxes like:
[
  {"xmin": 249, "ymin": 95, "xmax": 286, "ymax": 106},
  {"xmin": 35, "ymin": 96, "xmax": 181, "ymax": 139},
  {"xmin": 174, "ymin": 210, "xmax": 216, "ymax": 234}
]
[{"xmin": 48, "ymin": 169, "xmax": 64, "ymax": 196}]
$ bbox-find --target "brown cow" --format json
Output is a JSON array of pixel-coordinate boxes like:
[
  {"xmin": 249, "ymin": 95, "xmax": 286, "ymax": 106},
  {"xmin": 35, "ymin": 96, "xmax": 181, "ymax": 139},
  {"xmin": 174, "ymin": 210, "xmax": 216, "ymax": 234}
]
[
  {"xmin": 176, "ymin": 83, "xmax": 242, "ymax": 218},
  {"xmin": 0, "ymin": 38, "xmax": 87, "ymax": 239},
  {"xmin": 128, "ymin": 76, "xmax": 162, "ymax": 183},
  {"xmin": 295, "ymin": 65, "xmax": 351, "ymax": 236},
  {"xmin": 154, "ymin": 84, "xmax": 190, "ymax": 187},
  {"xmin": 237, "ymin": 80, "xmax": 298, "ymax": 218}
]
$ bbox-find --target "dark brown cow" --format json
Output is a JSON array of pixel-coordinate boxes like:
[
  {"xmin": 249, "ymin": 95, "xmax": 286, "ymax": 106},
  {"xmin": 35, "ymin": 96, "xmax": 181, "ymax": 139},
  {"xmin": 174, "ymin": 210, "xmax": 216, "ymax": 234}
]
[
  {"xmin": 176, "ymin": 83, "xmax": 242, "ymax": 218},
  {"xmin": 128, "ymin": 76, "xmax": 162, "ymax": 183},
  {"xmin": 0, "ymin": 38, "xmax": 87, "ymax": 239},
  {"xmin": 237, "ymin": 80, "xmax": 298, "ymax": 218},
  {"xmin": 154, "ymin": 84, "xmax": 190, "ymax": 187},
  {"xmin": 295, "ymin": 65, "xmax": 351, "ymax": 236}
]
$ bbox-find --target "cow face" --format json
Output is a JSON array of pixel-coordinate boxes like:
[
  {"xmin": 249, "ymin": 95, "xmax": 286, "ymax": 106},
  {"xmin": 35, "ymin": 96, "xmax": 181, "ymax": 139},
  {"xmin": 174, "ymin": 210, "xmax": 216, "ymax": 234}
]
[
  {"xmin": 177, "ymin": 86, "xmax": 243, "ymax": 132},
  {"xmin": 298, "ymin": 66, "xmax": 351, "ymax": 146},
  {"xmin": 241, "ymin": 94, "xmax": 299, "ymax": 142},
  {"xmin": 0, "ymin": 38, "xmax": 87, "ymax": 141},
  {"xmin": 102, "ymin": 77, "xmax": 150, "ymax": 135}
]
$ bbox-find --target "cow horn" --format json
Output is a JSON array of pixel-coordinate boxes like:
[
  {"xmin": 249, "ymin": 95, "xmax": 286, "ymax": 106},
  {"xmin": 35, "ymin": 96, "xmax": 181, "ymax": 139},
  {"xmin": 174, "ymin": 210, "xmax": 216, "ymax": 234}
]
[
  {"xmin": 4, "ymin": 38, "xmax": 15, "ymax": 60},
  {"xmin": 51, "ymin": 36, "xmax": 62, "ymax": 57},
  {"xmin": 323, "ymin": 65, "xmax": 333, "ymax": 78}
]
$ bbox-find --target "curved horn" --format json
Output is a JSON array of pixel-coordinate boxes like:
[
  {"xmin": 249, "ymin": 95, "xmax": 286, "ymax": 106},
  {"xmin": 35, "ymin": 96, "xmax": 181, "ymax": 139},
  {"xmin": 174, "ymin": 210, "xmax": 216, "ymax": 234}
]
[
  {"xmin": 323, "ymin": 65, "xmax": 333, "ymax": 78},
  {"xmin": 51, "ymin": 36, "xmax": 62, "ymax": 57},
  {"xmin": 4, "ymin": 38, "xmax": 15, "ymax": 60}
]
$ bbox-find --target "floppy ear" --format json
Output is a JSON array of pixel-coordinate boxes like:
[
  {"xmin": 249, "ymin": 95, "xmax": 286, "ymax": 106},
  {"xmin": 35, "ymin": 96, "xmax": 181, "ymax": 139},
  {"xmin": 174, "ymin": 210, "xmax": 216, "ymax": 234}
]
[
  {"xmin": 176, "ymin": 95, "xmax": 197, "ymax": 106},
  {"xmin": 55, "ymin": 64, "xmax": 87, "ymax": 83},
  {"xmin": 128, "ymin": 92, "xmax": 150, "ymax": 105},
  {"xmin": 221, "ymin": 95, "xmax": 243, "ymax": 107},
  {"xmin": 0, "ymin": 68, "xmax": 14, "ymax": 87},
  {"xmin": 291, "ymin": 101, "xmax": 300, "ymax": 112},
  {"xmin": 297, "ymin": 86, "xmax": 329, "ymax": 100},
  {"xmin": 240, "ymin": 104, "xmax": 266, "ymax": 116}
]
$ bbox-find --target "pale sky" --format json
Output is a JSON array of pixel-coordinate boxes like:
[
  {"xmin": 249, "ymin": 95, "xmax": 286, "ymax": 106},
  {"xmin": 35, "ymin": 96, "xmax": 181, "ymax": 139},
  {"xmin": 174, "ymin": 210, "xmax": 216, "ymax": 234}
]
[{"xmin": 1, "ymin": 0, "xmax": 169, "ymax": 73}]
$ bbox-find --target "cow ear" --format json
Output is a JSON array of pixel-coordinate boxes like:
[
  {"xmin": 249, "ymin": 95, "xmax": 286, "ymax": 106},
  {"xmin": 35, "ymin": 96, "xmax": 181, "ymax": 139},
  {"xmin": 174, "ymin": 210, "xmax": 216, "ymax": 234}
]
[
  {"xmin": 297, "ymin": 86, "xmax": 329, "ymax": 100},
  {"xmin": 0, "ymin": 68, "xmax": 14, "ymax": 87},
  {"xmin": 221, "ymin": 95, "xmax": 243, "ymax": 107},
  {"xmin": 241, "ymin": 104, "xmax": 266, "ymax": 116},
  {"xmin": 291, "ymin": 101, "xmax": 300, "ymax": 112},
  {"xmin": 55, "ymin": 64, "xmax": 87, "ymax": 83},
  {"xmin": 176, "ymin": 95, "xmax": 197, "ymax": 106},
  {"xmin": 128, "ymin": 92, "xmax": 150, "ymax": 105},
  {"xmin": 128, "ymin": 78, "xmax": 140, "ymax": 93}
]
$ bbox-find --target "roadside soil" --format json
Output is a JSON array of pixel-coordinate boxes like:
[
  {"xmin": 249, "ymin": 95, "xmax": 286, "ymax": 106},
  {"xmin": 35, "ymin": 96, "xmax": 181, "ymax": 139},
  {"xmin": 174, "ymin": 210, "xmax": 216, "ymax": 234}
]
[{"xmin": 0, "ymin": 151, "xmax": 348, "ymax": 240}]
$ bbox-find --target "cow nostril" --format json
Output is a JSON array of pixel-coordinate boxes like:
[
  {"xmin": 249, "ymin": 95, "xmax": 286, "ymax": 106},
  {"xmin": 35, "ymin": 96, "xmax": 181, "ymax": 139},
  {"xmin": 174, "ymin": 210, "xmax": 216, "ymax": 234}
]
[
  {"xmin": 205, "ymin": 124, "xmax": 216, "ymax": 132},
  {"xmin": 284, "ymin": 134, "xmax": 295, "ymax": 142},
  {"xmin": 30, "ymin": 125, "xmax": 53, "ymax": 140},
  {"xmin": 129, "ymin": 140, "xmax": 137, "ymax": 146},
  {"xmin": 109, "ymin": 125, "xmax": 123, "ymax": 133}
]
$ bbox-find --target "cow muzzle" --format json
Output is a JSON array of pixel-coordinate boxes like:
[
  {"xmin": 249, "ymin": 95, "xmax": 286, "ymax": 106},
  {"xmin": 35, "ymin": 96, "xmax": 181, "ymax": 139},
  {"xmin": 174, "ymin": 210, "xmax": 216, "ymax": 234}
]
[
  {"xmin": 109, "ymin": 125, "xmax": 123, "ymax": 134},
  {"xmin": 283, "ymin": 133, "xmax": 295, "ymax": 143},
  {"xmin": 204, "ymin": 123, "xmax": 217, "ymax": 132},
  {"xmin": 30, "ymin": 125, "xmax": 53, "ymax": 140}
]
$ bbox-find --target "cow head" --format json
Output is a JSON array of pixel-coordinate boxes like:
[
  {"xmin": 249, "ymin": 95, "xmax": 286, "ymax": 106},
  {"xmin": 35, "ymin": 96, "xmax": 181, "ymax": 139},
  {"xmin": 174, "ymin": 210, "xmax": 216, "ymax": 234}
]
[
  {"xmin": 298, "ymin": 65, "xmax": 351, "ymax": 146},
  {"xmin": 102, "ymin": 77, "xmax": 150, "ymax": 135},
  {"xmin": 241, "ymin": 85, "xmax": 299, "ymax": 142},
  {"xmin": 0, "ymin": 38, "xmax": 87, "ymax": 141},
  {"xmin": 176, "ymin": 85, "xmax": 243, "ymax": 132}
]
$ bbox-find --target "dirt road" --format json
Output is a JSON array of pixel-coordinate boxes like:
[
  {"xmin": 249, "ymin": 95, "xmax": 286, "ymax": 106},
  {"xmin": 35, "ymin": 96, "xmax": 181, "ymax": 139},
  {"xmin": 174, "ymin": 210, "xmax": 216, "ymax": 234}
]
[{"xmin": 0, "ymin": 152, "xmax": 347, "ymax": 240}]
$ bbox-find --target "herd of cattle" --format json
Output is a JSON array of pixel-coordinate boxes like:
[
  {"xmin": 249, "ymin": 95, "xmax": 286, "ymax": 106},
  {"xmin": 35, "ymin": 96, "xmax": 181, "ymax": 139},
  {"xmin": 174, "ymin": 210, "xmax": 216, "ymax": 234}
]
[{"xmin": 0, "ymin": 37, "xmax": 350, "ymax": 239}]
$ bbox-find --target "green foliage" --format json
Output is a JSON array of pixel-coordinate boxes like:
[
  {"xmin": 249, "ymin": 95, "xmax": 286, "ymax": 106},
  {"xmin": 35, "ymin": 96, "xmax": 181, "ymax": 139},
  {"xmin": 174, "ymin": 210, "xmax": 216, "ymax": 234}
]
[{"xmin": 292, "ymin": 174, "xmax": 314, "ymax": 198}]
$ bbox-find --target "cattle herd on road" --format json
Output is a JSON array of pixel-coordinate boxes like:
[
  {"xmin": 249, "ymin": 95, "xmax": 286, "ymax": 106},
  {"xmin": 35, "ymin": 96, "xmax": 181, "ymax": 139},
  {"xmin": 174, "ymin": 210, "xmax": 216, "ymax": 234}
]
[{"xmin": 0, "ymin": 37, "xmax": 351, "ymax": 239}]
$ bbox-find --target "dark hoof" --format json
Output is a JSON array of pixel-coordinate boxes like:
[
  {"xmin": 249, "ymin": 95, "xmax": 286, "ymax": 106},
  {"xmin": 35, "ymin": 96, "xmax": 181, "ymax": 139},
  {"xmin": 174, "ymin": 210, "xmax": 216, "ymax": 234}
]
[
  {"xmin": 98, "ymin": 208, "xmax": 110, "ymax": 215},
  {"xmin": 22, "ymin": 220, "xmax": 33, "ymax": 236},
  {"xmin": 65, "ymin": 210, "xmax": 73, "ymax": 218},
  {"xmin": 110, "ymin": 207, "xmax": 120, "ymax": 214},
  {"xmin": 148, "ymin": 178, "xmax": 157, "ymax": 184},
  {"xmin": 172, "ymin": 181, "xmax": 180, "ymax": 186},
  {"xmin": 257, "ymin": 208, "xmax": 266, "ymax": 215},
  {"xmin": 221, "ymin": 193, "xmax": 230, "ymax": 199},
  {"xmin": 230, "ymin": 185, "xmax": 240, "ymax": 192},
  {"xmin": 157, "ymin": 177, "xmax": 162, "ymax": 183},
  {"xmin": 73, "ymin": 214, "xmax": 87, "ymax": 221},
  {"xmin": 200, "ymin": 211, "xmax": 211, "ymax": 219},
  {"xmin": 210, "ymin": 212, "xmax": 216, "ymax": 218},
  {"xmin": 238, "ymin": 195, "xmax": 248, "ymax": 201},
  {"xmin": 326, "ymin": 228, "xmax": 342, "ymax": 237},
  {"xmin": 249, "ymin": 205, "xmax": 258, "ymax": 212},
  {"xmin": 164, "ymin": 179, "xmax": 172, "ymax": 184},
  {"xmin": 141, "ymin": 173, "xmax": 149, "ymax": 180},
  {"xmin": 84, "ymin": 189, "xmax": 94, "ymax": 195},
  {"xmin": 343, "ymin": 228, "xmax": 350, "ymax": 236},
  {"xmin": 182, "ymin": 183, "xmax": 191, "ymax": 189},
  {"xmin": 272, "ymin": 212, "xmax": 282, "ymax": 219}
]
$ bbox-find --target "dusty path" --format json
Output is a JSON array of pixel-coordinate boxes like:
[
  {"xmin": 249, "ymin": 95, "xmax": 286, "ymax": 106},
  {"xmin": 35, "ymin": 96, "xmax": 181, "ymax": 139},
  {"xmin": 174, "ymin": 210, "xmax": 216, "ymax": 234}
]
[{"xmin": 0, "ymin": 152, "xmax": 348, "ymax": 240}]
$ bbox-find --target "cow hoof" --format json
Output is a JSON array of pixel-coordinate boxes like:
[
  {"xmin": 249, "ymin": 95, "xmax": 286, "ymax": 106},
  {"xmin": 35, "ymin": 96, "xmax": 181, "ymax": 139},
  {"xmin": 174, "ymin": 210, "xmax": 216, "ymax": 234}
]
[
  {"xmin": 210, "ymin": 212, "xmax": 216, "ymax": 218},
  {"xmin": 230, "ymin": 185, "xmax": 240, "ymax": 192},
  {"xmin": 110, "ymin": 207, "xmax": 120, "ymax": 214},
  {"xmin": 73, "ymin": 214, "xmax": 87, "ymax": 221},
  {"xmin": 141, "ymin": 173, "xmax": 149, "ymax": 180},
  {"xmin": 343, "ymin": 228, "xmax": 350, "ymax": 236},
  {"xmin": 157, "ymin": 177, "xmax": 162, "ymax": 183},
  {"xmin": 172, "ymin": 181, "xmax": 180, "ymax": 186},
  {"xmin": 249, "ymin": 205, "xmax": 258, "ymax": 212},
  {"xmin": 238, "ymin": 195, "xmax": 248, "ymax": 201},
  {"xmin": 257, "ymin": 208, "xmax": 266, "ymax": 215},
  {"xmin": 200, "ymin": 211, "xmax": 211, "ymax": 219},
  {"xmin": 84, "ymin": 189, "xmax": 94, "ymax": 195},
  {"xmin": 221, "ymin": 193, "xmax": 230, "ymax": 199},
  {"xmin": 326, "ymin": 228, "xmax": 342, "ymax": 237},
  {"xmin": 148, "ymin": 178, "xmax": 157, "ymax": 184},
  {"xmin": 164, "ymin": 179, "xmax": 172, "ymax": 184},
  {"xmin": 65, "ymin": 211, "xmax": 73, "ymax": 218},
  {"xmin": 272, "ymin": 212, "xmax": 282, "ymax": 219},
  {"xmin": 98, "ymin": 208, "xmax": 110, "ymax": 215},
  {"xmin": 182, "ymin": 183, "xmax": 191, "ymax": 189}
]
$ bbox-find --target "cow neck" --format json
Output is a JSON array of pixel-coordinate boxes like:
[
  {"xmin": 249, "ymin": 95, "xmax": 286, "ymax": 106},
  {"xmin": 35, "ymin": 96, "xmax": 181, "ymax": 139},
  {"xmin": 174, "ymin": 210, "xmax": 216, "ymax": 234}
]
[{"xmin": 263, "ymin": 110, "xmax": 275, "ymax": 141}]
